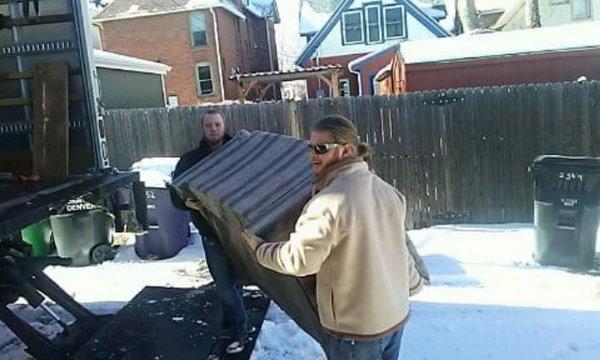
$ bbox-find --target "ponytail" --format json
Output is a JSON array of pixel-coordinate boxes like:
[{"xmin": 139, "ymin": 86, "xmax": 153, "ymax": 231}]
[{"xmin": 357, "ymin": 142, "xmax": 373, "ymax": 170}]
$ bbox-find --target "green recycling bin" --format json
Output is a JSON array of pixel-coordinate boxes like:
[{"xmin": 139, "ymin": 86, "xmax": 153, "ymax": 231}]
[{"xmin": 21, "ymin": 219, "xmax": 53, "ymax": 257}]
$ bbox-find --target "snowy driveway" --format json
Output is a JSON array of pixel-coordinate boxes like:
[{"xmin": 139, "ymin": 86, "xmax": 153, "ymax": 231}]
[{"xmin": 1, "ymin": 225, "xmax": 599, "ymax": 359}]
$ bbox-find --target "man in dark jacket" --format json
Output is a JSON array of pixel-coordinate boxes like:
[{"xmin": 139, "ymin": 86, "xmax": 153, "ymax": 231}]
[{"xmin": 170, "ymin": 110, "xmax": 249, "ymax": 354}]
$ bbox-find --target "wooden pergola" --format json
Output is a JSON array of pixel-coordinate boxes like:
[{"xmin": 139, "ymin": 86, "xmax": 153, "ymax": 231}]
[{"xmin": 229, "ymin": 65, "xmax": 344, "ymax": 103}]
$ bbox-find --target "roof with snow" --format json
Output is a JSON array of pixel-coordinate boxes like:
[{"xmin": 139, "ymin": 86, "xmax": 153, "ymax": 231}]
[
  {"xmin": 399, "ymin": 22, "xmax": 600, "ymax": 65},
  {"xmin": 348, "ymin": 43, "xmax": 399, "ymax": 71},
  {"xmin": 94, "ymin": 0, "xmax": 246, "ymax": 21},
  {"xmin": 93, "ymin": 49, "xmax": 171, "ymax": 75},
  {"xmin": 296, "ymin": 0, "xmax": 451, "ymax": 67}
]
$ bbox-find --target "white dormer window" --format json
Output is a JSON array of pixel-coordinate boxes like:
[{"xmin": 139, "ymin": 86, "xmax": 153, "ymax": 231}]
[
  {"xmin": 365, "ymin": 5, "xmax": 382, "ymax": 44},
  {"xmin": 342, "ymin": 10, "xmax": 364, "ymax": 45},
  {"xmin": 383, "ymin": 5, "xmax": 406, "ymax": 39}
]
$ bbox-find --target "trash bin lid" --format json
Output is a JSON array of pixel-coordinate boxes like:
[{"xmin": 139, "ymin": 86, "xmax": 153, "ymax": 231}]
[{"xmin": 533, "ymin": 155, "xmax": 600, "ymax": 170}]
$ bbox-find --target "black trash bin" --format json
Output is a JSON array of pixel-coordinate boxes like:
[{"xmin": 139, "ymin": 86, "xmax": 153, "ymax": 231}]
[{"xmin": 533, "ymin": 155, "xmax": 600, "ymax": 270}]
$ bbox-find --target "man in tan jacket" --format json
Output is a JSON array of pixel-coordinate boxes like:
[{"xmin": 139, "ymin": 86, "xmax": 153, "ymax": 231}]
[{"xmin": 244, "ymin": 115, "xmax": 423, "ymax": 359}]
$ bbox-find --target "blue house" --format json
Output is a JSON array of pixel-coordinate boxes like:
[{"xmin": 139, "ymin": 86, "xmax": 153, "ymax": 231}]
[{"xmin": 297, "ymin": 0, "xmax": 450, "ymax": 97}]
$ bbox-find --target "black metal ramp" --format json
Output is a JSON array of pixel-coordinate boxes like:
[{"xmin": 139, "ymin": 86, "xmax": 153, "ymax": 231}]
[{"xmin": 75, "ymin": 285, "xmax": 270, "ymax": 360}]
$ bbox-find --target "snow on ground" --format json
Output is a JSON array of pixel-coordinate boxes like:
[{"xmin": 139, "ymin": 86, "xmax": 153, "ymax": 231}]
[
  {"xmin": 45, "ymin": 234, "xmax": 209, "ymax": 307},
  {"xmin": 0, "ymin": 234, "xmax": 210, "ymax": 359},
  {"xmin": 1, "ymin": 224, "xmax": 599, "ymax": 359},
  {"xmin": 405, "ymin": 224, "xmax": 600, "ymax": 360}
]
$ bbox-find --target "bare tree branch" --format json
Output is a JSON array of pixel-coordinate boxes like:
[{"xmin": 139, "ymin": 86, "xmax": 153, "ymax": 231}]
[{"xmin": 525, "ymin": 0, "xmax": 541, "ymax": 28}]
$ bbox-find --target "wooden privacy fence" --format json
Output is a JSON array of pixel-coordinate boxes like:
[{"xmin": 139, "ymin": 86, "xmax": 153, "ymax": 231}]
[{"xmin": 104, "ymin": 81, "xmax": 600, "ymax": 227}]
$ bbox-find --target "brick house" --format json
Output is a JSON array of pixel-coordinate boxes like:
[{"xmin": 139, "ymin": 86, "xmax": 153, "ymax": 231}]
[
  {"xmin": 95, "ymin": 0, "xmax": 280, "ymax": 106},
  {"xmin": 296, "ymin": 0, "xmax": 450, "ymax": 98}
]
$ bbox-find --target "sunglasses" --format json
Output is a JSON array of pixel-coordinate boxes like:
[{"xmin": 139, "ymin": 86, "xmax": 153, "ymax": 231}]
[{"xmin": 307, "ymin": 143, "xmax": 343, "ymax": 155}]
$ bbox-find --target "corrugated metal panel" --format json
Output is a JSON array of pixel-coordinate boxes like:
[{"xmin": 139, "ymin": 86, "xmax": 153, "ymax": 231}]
[
  {"xmin": 171, "ymin": 130, "xmax": 327, "ymax": 347},
  {"xmin": 174, "ymin": 130, "xmax": 314, "ymax": 235},
  {"xmin": 230, "ymin": 65, "xmax": 343, "ymax": 80}
]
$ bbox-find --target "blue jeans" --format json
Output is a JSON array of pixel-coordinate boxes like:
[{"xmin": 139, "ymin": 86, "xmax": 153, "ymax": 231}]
[
  {"xmin": 324, "ymin": 327, "xmax": 404, "ymax": 360},
  {"xmin": 202, "ymin": 236, "xmax": 248, "ymax": 336}
]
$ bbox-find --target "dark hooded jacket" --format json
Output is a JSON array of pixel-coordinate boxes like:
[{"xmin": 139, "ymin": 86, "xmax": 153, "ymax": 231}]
[{"xmin": 170, "ymin": 135, "xmax": 232, "ymax": 238}]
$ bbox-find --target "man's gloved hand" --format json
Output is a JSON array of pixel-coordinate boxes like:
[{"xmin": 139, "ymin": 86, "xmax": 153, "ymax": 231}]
[
  {"xmin": 241, "ymin": 230, "xmax": 265, "ymax": 253},
  {"xmin": 185, "ymin": 198, "xmax": 203, "ymax": 211}
]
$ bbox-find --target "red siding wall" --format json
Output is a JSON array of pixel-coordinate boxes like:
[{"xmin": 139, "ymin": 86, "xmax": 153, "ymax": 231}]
[
  {"xmin": 306, "ymin": 54, "xmax": 367, "ymax": 98},
  {"xmin": 356, "ymin": 52, "xmax": 396, "ymax": 95},
  {"xmin": 404, "ymin": 49, "xmax": 600, "ymax": 92}
]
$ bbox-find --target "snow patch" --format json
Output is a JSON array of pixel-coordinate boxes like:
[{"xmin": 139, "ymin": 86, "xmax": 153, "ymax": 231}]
[
  {"xmin": 2, "ymin": 223, "xmax": 599, "ymax": 359},
  {"xmin": 400, "ymin": 22, "xmax": 600, "ymax": 64}
]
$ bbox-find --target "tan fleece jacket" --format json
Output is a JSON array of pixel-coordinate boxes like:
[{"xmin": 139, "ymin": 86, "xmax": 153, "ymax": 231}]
[{"xmin": 255, "ymin": 161, "xmax": 423, "ymax": 338}]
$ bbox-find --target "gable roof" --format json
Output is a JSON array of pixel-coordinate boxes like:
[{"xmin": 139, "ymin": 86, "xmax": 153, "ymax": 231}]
[
  {"xmin": 300, "ymin": 0, "xmax": 446, "ymax": 36},
  {"xmin": 94, "ymin": 0, "xmax": 245, "ymax": 22},
  {"xmin": 398, "ymin": 22, "xmax": 600, "ymax": 65},
  {"xmin": 295, "ymin": 0, "xmax": 451, "ymax": 67},
  {"xmin": 348, "ymin": 43, "xmax": 399, "ymax": 71},
  {"xmin": 94, "ymin": 49, "xmax": 171, "ymax": 75}
]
